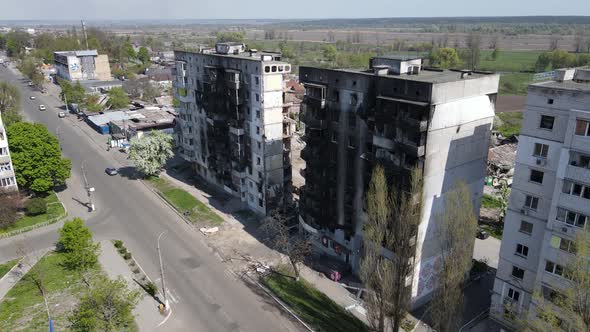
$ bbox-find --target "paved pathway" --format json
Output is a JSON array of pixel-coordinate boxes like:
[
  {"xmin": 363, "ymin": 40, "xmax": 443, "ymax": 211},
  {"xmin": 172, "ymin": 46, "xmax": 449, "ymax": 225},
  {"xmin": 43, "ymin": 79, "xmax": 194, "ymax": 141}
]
[
  {"xmin": 0, "ymin": 248, "xmax": 50, "ymax": 301},
  {"xmin": 97, "ymin": 240, "xmax": 165, "ymax": 330}
]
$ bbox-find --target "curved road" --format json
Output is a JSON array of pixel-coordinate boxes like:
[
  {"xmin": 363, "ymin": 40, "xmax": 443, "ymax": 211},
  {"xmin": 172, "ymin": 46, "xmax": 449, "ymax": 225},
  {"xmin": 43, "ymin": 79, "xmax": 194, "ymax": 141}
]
[{"xmin": 0, "ymin": 64, "xmax": 301, "ymax": 332}]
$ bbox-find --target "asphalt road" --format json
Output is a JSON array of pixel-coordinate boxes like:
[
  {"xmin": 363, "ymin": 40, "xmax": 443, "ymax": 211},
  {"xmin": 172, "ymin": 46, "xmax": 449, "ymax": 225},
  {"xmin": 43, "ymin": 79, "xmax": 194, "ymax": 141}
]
[{"xmin": 0, "ymin": 65, "xmax": 301, "ymax": 332}]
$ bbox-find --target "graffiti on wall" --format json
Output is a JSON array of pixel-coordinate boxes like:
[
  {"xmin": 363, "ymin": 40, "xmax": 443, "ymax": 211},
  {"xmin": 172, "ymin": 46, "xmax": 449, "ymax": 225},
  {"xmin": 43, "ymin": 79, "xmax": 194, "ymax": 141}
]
[{"xmin": 416, "ymin": 254, "xmax": 442, "ymax": 299}]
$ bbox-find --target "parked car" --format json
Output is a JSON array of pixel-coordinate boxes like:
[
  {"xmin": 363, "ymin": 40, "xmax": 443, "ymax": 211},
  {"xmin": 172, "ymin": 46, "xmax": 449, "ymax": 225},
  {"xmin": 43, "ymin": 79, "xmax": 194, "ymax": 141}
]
[
  {"xmin": 27, "ymin": 81, "xmax": 33, "ymax": 86},
  {"xmin": 476, "ymin": 228, "xmax": 490, "ymax": 240},
  {"xmin": 39, "ymin": 105, "xmax": 46, "ymax": 111},
  {"xmin": 105, "ymin": 168, "xmax": 118, "ymax": 176},
  {"xmin": 29, "ymin": 96, "xmax": 36, "ymax": 100},
  {"xmin": 58, "ymin": 111, "xmax": 66, "ymax": 118}
]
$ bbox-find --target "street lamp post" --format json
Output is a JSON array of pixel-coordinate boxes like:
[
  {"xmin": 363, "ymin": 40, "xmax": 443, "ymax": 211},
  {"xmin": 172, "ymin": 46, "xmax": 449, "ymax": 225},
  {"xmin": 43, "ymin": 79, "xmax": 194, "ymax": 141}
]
[
  {"xmin": 157, "ymin": 230, "xmax": 169, "ymax": 311},
  {"xmin": 81, "ymin": 161, "xmax": 95, "ymax": 212}
]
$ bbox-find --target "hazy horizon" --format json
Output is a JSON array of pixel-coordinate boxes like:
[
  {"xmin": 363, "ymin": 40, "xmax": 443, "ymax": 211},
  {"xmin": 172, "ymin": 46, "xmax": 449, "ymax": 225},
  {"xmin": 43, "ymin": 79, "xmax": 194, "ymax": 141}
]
[{"xmin": 1, "ymin": 0, "xmax": 589, "ymax": 21}]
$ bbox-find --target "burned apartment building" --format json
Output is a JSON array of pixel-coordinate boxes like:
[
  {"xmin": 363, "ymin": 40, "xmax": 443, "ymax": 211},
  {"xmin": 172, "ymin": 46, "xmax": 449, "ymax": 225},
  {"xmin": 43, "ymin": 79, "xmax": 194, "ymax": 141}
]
[
  {"xmin": 298, "ymin": 55, "xmax": 499, "ymax": 307},
  {"xmin": 173, "ymin": 43, "xmax": 293, "ymax": 215}
]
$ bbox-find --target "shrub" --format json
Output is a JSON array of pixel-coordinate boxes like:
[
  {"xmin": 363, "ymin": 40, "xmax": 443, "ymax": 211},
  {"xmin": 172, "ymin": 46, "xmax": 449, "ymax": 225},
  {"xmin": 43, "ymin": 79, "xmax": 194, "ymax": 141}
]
[
  {"xmin": 118, "ymin": 247, "xmax": 127, "ymax": 255},
  {"xmin": 113, "ymin": 240, "xmax": 123, "ymax": 248},
  {"xmin": 145, "ymin": 281, "xmax": 158, "ymax": 297},
  {"xmin": 123, "ymin": 252, "xmax": 132, "ymax": 260},
  {"xmin": 25, "ymin": 197, "xmax": 47, "ymax": 216},
  {"xmin": 133, "ymin": 267, "xmax": 140, "ymax": 274}
]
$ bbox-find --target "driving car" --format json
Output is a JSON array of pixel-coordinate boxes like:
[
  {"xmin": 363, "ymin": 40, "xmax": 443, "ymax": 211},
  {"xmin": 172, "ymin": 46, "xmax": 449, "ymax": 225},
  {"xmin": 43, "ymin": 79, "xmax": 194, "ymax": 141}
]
[
  {"xmin": 27, "ymin": 81, "xmax": 33, "ymax": 86},
  {"xmin": 105, "ymin": 168, "xmax": 118, "ymax": 176},
  {"xmin": 39, "ymin": 105, "xmax": 46, "ymax": 111},
  {"xmin": 58, "ymin": 111, "xmax": 66, "ymax": 118},
  {"xmin": 30, "ymin": 96, "xmax": 36, "ymax": 100}
]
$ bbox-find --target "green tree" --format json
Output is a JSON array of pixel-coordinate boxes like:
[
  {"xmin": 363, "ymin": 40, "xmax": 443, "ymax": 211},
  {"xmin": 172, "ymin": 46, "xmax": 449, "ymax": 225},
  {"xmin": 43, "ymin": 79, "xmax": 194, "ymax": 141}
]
[
  {"xmin": 59, "ymin": 79, "xmax": 86, "ymax": 105},
  {"xmin": 0, "ymin": 81, "xmax": 22, "ymax": 126},
  {"xmin": 137, "ymin": 46, "xmax": 150, "ymax": 64},
  {"xmin": 322, "ymin": 44, "xmax": 338, "ymax": 67},
  {"xmin": 69, "ymin": 275, "xmax": 140, "ymax": 332},
  {"xmin": 84, "ymin": 94, "xmax": 103, "ymax": 113},
  {"xmin": 6, "ymin": 122, "xmax": 71, "ymax": 193},
  {"xmin": 128, "ymin": 131, "xmax": 174, "ymax": 176},
  {"xmin": 430, "ymin": 180, "xmax": 478, "ymax": 332},
  {"xmin": 491, "ymin": 47, "xmax": 500, "ymax": 60},
  {"xmin": 215, "ymin": 31, "xmax": 245, "ymax": 43},
  {"xmin": 429, "ymin": 47, "xmax": 461, "ymax": 68},
  {"xmin": 121, "ymin": 41, "xmax": 136, "ymax": 62},
  {"xmin": 58, "ymin": 218, "xmax": 100, "ymax": 271},
  {"xmin": 107, "ymin": 87, "xmax": 130, "ymax": 109}
]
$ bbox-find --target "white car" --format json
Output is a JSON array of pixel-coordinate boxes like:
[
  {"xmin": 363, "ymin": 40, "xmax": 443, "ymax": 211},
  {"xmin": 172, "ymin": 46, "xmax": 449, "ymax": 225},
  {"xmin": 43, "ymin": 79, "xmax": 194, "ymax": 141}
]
[
  {"xmin": 58, "ymin": 111, "xmax": 66, "ymax": 118},
  {"xmin": 27, "ymin": 81, "xmax": 34, "ymax": 86},
  {"xmin": 39, "ymin": 105, "xmax": 46, "ymax": 111},
  {"xmin": 30, "ymin": 96, "xmax": 36, "ymax": 100}
]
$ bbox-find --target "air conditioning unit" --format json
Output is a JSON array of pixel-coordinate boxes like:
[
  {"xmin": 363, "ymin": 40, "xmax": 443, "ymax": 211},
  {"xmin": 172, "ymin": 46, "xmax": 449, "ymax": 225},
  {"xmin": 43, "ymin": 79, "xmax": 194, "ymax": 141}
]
[
  {"xmin": 536, "ymin": 158, "xmax": 547, "ymax": 166},
  {"xmin": 562, "ymin": 227, "xmax": 568, "ymax": 233},
  {"xmin": 521, "ymin": 208, "xmax": 528, "ymax": 215}
]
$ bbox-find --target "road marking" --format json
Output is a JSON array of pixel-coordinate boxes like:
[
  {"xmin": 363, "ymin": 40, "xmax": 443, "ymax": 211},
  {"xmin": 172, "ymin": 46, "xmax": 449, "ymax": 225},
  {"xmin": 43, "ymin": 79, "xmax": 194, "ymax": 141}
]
[
  {"xmin": 166, "ymin": 288, "xmax": 180, "ymax": 304},
  {"xmin": 157, "ymin": 305, "xmax": 173, "ymax": 328}
]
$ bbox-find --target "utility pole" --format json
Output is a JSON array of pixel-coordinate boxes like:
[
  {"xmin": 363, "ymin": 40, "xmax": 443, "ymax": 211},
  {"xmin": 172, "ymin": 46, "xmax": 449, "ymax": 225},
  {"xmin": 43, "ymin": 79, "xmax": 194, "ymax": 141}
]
[
  {"xmin": 157, "ymin": 230, "xmax": 169, "ymax": 311},
  {"xmin": 81, "ymin": 20, "xmax": 89, "ymax": 50},
  {"xmin": 56, "ymin": 127, "xmax": 62, "ymax": 150},
  {"xmin": 81, "ymin": 161, "xmax": 95, "ymax": 211}
]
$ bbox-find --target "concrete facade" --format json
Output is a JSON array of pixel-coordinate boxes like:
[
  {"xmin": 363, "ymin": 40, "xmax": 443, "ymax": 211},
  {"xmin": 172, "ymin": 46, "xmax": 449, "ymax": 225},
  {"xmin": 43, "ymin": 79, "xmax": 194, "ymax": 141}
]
[
  {"xmin": 54, "ymin": 50, "xmax": 112, "ymax": 81},
  {"xmin": 298, "ymin": 57, "xmax": 499, "ymax": 308},
  {"xmin": 0, "ymin": 112, "xmax": 18, "ymax": 192},
  {"xmin": 491, "ymin": 69, "xmax": 590, "ymax": 327},
  {"xmin": 173, "ymin": 44, "xmax": 293, "ymax": 215}
]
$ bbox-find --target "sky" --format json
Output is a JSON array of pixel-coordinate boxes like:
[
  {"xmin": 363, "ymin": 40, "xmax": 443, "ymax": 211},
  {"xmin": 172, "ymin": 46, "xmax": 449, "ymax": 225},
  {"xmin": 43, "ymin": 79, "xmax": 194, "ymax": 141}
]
[{"xmin": 0, "ymin": 0, "xmax": 589, "ymax": 20}]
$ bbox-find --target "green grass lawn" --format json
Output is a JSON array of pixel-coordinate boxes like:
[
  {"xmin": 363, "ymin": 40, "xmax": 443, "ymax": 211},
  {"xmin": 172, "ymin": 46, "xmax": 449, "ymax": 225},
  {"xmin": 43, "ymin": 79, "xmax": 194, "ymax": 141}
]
[
  {"xmin": 146, "ymin": 176, "xmax": 224, "ymax": 225},
  {"xmin": 263, "ymin": 272, "xmax": 369, "ymax": 332},
  {"xmin": 482, "ymin": 194, "xmax": 503, "ymax": 209},
  {"xmin": 494, "ymin": 111, "xmax": 523, "ymax": 137},
  {"xmin": 0, "ymin": 192, "xmax": 66, "ymax": 235},
  {"xmin": 479, "ymin": 50, "xmax": 542, "ymax": 72},
  {"xmin": 499, "ymin": 73, "xmax": 534, "ymax": 96},
  {"xmin": 0, "ymin": 252, "xmax": 100, "ymax": 331},
  {"xmin": 0, "ymin": 259, "xmax": 19, "ymax": 279}
]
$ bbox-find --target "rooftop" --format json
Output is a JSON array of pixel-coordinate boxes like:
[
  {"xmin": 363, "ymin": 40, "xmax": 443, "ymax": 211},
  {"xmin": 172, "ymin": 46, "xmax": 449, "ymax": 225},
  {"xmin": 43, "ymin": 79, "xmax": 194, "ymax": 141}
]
[
  {"xmin": 488, "ymin": 143, "xmax": 517, "ymax": 169},
  {"xmin": 372, "ymin": 54, "xmax": 422, "ymax": 61},
  {"xmin": 54, "ymin": 50, "xmax": 98, "ymax": 57},
  {"xmin": 175, "ymin": 48, "xmax": 287, "ymax": 64},
  {"xmin": 329, "ymin": 67, "xmax": 495, "ymax": 84},
  {"xmin": 531, "ymin": 80, "xmax": 590, "ymax": 92}
]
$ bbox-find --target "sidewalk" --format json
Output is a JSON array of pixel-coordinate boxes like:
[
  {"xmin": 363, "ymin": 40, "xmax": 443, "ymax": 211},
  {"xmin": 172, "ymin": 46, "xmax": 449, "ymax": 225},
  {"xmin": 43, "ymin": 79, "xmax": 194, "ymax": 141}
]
[
  {"xmin": 97, "ymin": 240, "xmax": 163, "ymax": 331},
  {"xmin": 0, "ymin": 248, "xmax": 50, "ymax": 301}
]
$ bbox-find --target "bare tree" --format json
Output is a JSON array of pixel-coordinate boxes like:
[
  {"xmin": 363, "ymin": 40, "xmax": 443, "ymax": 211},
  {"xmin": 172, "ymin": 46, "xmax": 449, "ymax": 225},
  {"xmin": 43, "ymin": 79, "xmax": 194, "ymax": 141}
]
[
  {"xmin": 524, "ymin": 228, "xmax": 590, "ymax": 331},
  {"xmin": 489, "ymin": 34, "xmax": 500, "ymax": 49},
  {"xmin": 574, "ymin": 30, "xmax": 585, "ymax": 53},
  {"xmin": 361, "ymin": 166, "xmax": 422, "ymax": 332},
  {"xmin": 430, "ymin": 180, "xmax": 477, "ymax": 332},
  {"xmin": 465, "ymin": 32, "xmax": 482, "ymax": 70},
  {"xmin": 549, "ymin": 35, "xmax": 560, "ymax": 51},
  {"xmin": 0, "ymin": 191, "xmax": 21, "ymax": 229},
  {"xmin": 260, "ymin": 210, "xmax": 311, "ymax": 280}
]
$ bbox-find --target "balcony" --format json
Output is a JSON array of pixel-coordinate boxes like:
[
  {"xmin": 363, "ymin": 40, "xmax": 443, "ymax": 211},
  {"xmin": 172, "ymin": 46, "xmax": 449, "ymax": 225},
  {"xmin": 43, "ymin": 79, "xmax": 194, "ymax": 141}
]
[
  {"xmin": 565, "ymin": 163, "xmax": 590, "ymax": 184},
  {"xmin": 400, "ymin": 137, "xmax": 425, "ymax": 157},
  {"xmin": 402, "ymin": 117, "xmax": 428, "ymax": 132},
  {"xmin": 303, "ymin": 95, "xmax": 326, "ymax": 109},
  {"xmin": 0, "ymin": 155, "xmax": 11, "ymax": 164},
  {"xmin": 305, "ymin": 118, "xmax": 328, "ymax": 131},
  {"xmin": 226, "ymin": 70, "xmax": 241, "ymax": 90},
  {"xmin": 373, "ymin": 135, "xmax": 395, "ymax": 150},
  {"xmin": 177, "ymin": 88, "xmax": 192, "ymax": 103}
]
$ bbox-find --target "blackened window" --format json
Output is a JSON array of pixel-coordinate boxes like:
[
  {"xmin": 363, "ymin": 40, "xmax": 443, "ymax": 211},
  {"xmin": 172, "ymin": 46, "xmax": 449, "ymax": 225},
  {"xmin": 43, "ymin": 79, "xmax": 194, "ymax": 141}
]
[
  {"xmin": 539, "ymin": 115, "xmax": 555, "ymax": 130},
  {"xmin": 511, "ymin": 266, "xmax": 525, "ymax": 280},
  {"xmin": 530, "ymin": 170, "xmax": 544, "ymax": 184}
]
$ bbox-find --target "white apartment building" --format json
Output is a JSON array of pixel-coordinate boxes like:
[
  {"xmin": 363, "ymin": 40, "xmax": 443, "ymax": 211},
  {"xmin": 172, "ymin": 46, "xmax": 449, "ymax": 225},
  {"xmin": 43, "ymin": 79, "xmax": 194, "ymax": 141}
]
[
  {"xmin": 0, "ymin": 113, "xmax": 18, "ymax": 192},
  {"xmin": 491, "ymin": 68, "xmax": 590, "ymax": 327},
  {"xmin": 173, "ymin": 43, "xmax": 293, "ymax": 215},
  {"xmin": 54, "ymin": 50, "xmax": 112, "ymax": 81}
]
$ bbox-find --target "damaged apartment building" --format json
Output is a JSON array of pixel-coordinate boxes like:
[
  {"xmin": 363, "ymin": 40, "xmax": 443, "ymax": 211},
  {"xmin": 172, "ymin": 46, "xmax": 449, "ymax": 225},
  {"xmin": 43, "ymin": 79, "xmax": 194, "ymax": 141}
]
[
  {"xmin": 173, "ymin": 43, "xmax": 294, "ymax": 215},
  {"xmin": 298, "ymin": 55, "xmax": 499, "ymax": 307}
]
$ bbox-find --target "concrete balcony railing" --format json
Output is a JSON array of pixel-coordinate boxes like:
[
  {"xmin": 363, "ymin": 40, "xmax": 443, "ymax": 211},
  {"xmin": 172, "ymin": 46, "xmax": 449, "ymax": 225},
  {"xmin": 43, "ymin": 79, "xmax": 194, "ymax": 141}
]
[
  {"xmin": 0, "ymin": 155, "xmax": 11, "ymax": 164},
  {"xmin": 565, "ymin": 163, "xmax": 590, "ymax": 184},
  {"xmin": 177, "ymin": 88, "xmax": 192, "ymax": 103},
  {"xmin": 373, "ymin": 135, "xmax": 395, "ymax": 150},
  {"xmin": 229, "ymin": 126, "xmax": 245, "ymax": 136}
]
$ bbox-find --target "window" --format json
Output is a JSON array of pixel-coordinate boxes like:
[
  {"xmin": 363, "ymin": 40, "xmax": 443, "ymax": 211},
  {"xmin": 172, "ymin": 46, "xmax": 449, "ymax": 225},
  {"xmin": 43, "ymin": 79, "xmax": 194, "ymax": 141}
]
[
  {"xmin": 258, "ymin": 171, "xmax": 262, "ymax": 179},
  {"xmin": 350, "ymin": 93, "xmax": 358, "ymax": 106},
  {"xmin": 255, "ymin": 76, "xmax": 259, "ymax": 85},
  {"xmin": 556, "ymin": 208, "xmax": 588, "ymax": 228},
  {"xmin": 550, "ymin": 235, "xmax": 576, "ymax": 254},
  {"xmin": 507, "ymin": 288, "xmax": 520, "ymax": 302},
  {"xmin": 511, "ymin": 266, "xmax": 525, "ymax": 280},
  {"xmin": 524, "ymin": 195, "xmax": 539, "ymax": 210},
  {"xmin": 331, "ymin": 131, "xmax": 338, "ymax": 143},
  {"xmin": 255, "ymin": 93, "xmax": 260, "ymax": 102},
  {"xmin": 0, "ymin": 176, "xmax": 15, "ymax": 186},
  {"xmin": 575, "ymin": 119, "xmax": 590, "ymax": 137},
  {"xmin": 547, "ymin": 98, "xmax": 554, "ymax": 104},
  {"xmin": 539, "ymin": 115, "xmax": 555, "ymax": 130},
  {"xmin": 533, "ymin": 143, "xmax": 549, "ymax": 158},
  {"xmin": 259, "ymin": 198, "xmax": 263, "ymax": 207},
  {"xmin": 545, "ymin": 260, "xmax": 565, "ymax": 277},
  {"xmin": 271, "ymin": 66, "xmax": 277, "ymax": 73},
  {"xmin": 333, "ymin": 90, "xmax": 340, "ymax": 102},
  {"xmin": 519, "ymin": 220, "xmax": 533, "ymax": 234},
  {"xmin": 256, "ymin": 110, "xmax": 260, "ymax": 119},
  {"xmin": 348, "ymin": 136, "xmax": 356, "ymax": 148},
  {"xmin": 515, "ymin": 244, "xmax": 529, "ymax": 257},
  {"xmin": 257, "ymin": 141, "xmax": 261, "ymax": 149},
  {"xmin": 256, "ymin": 126, "xmax": 260, "ymax": 135},
  {"xmin": 0, "ymin": 147, "xmax": 7, "ymax": 156},
  {"xmin": 562, "ymin": 180, "xmax": 590, "ymax": 199},
  {"xmin": 256, "ymin": 157, "xmax": 261, "ymax": 165},
  {"xmin": 530, "ymin": 170, "xmax": 544, "ymax": 184},
  {"xmin": 542, "ymin": 285, "xmax": 564, "ymax": 304},
  {"xmin": 264, "ymin": 66, "xmax": 270, "ymax": 73}
]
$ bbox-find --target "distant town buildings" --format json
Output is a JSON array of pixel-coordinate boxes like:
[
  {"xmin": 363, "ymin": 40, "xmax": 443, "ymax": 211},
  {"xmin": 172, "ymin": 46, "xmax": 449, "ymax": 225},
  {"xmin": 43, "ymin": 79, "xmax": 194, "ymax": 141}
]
[
  {"xmin": 53, "ymin": 50, "xmax": 111, "ymax": 81},
  {"xmin": 298, "ymin": 55, "xmax": 499, "ymax": 307},
  {"xmin": 0, "ymin": 113, "xmax": 18, "ymax": 192},
  {"xmin": 173, "ymin": 43, "xmax": 293, "ymax": 215},
  {"xmin": 491, "ymin": 68, "xmax": 590, "ymax": 327}
]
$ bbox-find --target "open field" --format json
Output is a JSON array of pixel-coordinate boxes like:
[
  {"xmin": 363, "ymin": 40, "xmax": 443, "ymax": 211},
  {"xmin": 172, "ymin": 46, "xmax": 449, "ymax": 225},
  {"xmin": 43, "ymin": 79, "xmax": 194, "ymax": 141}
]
[{"xmin": 479, "ymin": 50, "xmax": 542, "ymax": 72}]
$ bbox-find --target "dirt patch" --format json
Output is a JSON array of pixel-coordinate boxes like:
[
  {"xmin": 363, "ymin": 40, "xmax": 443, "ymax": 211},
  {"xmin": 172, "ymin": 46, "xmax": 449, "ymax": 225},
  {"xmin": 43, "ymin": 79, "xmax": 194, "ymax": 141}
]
[{"xmin": 496, "ymin": 95, "xmax": 526, "ymax": 113}]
